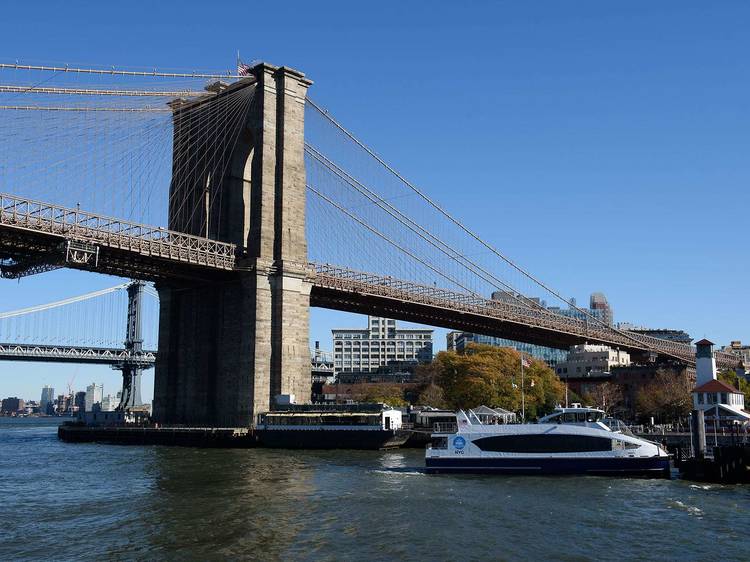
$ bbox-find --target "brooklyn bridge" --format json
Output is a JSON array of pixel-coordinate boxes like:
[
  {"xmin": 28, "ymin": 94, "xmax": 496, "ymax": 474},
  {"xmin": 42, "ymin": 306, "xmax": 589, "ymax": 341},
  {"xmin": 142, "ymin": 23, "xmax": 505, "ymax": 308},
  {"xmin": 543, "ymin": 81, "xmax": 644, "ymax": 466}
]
[{"xmin": 0, "ymin": 61, "xmax": 739, "ymax": 426}]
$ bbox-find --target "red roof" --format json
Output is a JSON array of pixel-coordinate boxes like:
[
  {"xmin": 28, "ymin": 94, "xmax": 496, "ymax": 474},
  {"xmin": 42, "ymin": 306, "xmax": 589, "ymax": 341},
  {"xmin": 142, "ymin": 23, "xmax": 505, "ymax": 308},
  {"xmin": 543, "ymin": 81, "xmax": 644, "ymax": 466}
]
[
  {"xmin": 693, "ymin": 379, "xmax": 743, "ymax": 394},
  {"xmin": 695, "ymin": 338, "xmax": 714, "ymax": 346}
]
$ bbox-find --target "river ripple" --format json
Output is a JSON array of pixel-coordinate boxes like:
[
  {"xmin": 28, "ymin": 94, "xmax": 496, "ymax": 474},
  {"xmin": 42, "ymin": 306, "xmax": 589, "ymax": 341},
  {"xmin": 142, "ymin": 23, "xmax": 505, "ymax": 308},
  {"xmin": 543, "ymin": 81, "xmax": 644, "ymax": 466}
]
[{"xmin": 1, "ymin": 418, "xmax": 748, "ymax": 561}]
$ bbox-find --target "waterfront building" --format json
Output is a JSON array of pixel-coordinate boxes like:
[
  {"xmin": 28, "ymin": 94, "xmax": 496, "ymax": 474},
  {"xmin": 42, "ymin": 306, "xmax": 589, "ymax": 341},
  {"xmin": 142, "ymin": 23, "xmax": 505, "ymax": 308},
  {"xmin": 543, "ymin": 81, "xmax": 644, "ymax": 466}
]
[
  {"xmin": 100, "ymin": 393, "xmax": 121, "ymax": 412},
  {"xmin": 692, "ymin": 339, "xmax": 750, "ymax": 424},
  {"xmin": 1, "ymin": 397, "xmax": 24, "ymax": 415},
  {"xmin": 555, "ymin": 344, "xmax": 631, "ymax": 378},
  {"xmin": 73, "ymin": 391, "xmax": 86, "ymax": 413},
  {"xmin": 84, "ymin": 383, "xmax": 103, "ymax": 412},
  {"xmin": 336, "ymin": 362, "xmax": 419, "ymax": 384},
  {"xmin": 448, "ymin": 332, "xmax": 568, "ymax": 367},
  {"xmin": 721, "ymin": 341, "xmax": 750, "ymax": 369},
  {"xmin": 332, "ymin": 316, "xmax": 433, "ymax": 375},
  {"xmin": 55, "ymin": 394, "xmax": 73, "ymax": 414},
  {"xmin": 23, "ymin": 400, "xmax": 39, "ymax": 415},
  {"xmin": 40, "ymin": 385, "xmax": 55, "ymax": 413}
]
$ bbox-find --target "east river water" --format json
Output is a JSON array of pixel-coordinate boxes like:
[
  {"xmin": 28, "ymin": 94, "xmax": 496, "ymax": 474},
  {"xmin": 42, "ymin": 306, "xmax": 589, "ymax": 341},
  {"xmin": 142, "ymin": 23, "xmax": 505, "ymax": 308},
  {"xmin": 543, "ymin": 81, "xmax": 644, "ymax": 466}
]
[{"xmin": 2, "ymin": 418, "xmax": 749, "ymax": 561}]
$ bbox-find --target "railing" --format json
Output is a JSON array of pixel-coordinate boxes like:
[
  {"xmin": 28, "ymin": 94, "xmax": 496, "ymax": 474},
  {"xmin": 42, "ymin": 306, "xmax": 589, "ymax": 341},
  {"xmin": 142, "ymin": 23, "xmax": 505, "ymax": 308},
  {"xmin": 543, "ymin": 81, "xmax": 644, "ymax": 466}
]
[
  {"xmin": 433, "ymin": 422, "xmax": 458, "ymax": 433},
  {"xmin": 309, "ymin": 263, "xmax": 738, "ymax": 368},
  {"xmin": 0, "ymin": 193, "xmax": 236, "ymax": 270},
  {"xmin": 0, "ymin": 343, "xmax": 156, "ymax": 365}
]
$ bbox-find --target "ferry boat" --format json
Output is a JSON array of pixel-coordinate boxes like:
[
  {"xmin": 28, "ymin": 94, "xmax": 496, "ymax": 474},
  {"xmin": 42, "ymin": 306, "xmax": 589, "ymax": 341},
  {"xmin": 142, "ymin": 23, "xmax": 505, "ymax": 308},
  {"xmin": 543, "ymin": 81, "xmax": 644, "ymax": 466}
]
[
  {"xmin": 425, "ymin": 406, "xmax": 670, "ymax": 477},
  {"xmin": 256, "ymin": 404, "xmax": 409, "ymax": 450}
]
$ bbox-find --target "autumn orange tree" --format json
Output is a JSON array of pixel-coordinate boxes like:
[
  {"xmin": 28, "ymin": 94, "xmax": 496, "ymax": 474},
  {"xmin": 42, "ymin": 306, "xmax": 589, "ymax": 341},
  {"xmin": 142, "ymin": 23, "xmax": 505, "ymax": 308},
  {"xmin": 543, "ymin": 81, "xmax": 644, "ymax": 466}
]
[
  {"xmin": 359, "ymin": 383, "xmax": 409, "ymax": 407},
  {"xmin": 433, "ymin": 343, "xmax": 564, "ymax": 418}
]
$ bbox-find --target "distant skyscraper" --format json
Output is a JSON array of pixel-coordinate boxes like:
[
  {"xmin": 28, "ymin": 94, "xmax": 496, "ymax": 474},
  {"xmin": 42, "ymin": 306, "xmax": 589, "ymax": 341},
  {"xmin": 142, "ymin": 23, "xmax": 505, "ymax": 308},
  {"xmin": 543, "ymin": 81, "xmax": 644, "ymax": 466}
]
[
  {"xmin": 589, "ymin": 293, "xmax": 613, "ymax": 326},
  {"xmin": 85, "ymin": 383, "xmax": 103, "ymax": 412},
  {"xmin": 40, "ymin": 385, "xmax": 55, "ymax": 413}
]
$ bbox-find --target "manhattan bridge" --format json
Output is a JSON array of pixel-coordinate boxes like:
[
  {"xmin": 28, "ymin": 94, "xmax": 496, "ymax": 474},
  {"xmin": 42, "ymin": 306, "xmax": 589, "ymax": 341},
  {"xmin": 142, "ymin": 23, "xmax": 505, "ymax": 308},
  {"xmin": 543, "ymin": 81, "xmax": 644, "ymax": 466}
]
[{"xmin": 0, "ymin": 61, "xmax": 738, "ymax": 426}]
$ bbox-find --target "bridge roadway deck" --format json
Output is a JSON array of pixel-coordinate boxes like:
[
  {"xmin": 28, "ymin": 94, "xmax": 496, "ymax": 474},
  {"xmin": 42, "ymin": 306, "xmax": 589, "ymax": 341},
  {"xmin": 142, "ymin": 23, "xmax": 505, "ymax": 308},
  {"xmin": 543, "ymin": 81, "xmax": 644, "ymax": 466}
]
[
  {"xmin": 0, "ymin": 193, "xmax": 235, "ymax": 280},
  {"xmin": 0, "ymin": 343, "xmax": 156, "ymax": 366},
  {"xmin": 0, "ymin": 194, "xmax": 739, "ymax": 369},
  {"xmin": 308, "ymin": 264, "xmax": 740, "ymax": 370}
]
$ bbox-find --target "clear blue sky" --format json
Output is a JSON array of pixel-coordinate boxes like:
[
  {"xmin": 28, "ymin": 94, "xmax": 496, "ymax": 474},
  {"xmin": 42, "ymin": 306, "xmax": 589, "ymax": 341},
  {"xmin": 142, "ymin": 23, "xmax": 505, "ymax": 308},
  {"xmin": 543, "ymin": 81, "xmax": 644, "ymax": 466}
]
[{"xmin": 1, "ymin": 1, "xmax": 748, "ymax": 401}]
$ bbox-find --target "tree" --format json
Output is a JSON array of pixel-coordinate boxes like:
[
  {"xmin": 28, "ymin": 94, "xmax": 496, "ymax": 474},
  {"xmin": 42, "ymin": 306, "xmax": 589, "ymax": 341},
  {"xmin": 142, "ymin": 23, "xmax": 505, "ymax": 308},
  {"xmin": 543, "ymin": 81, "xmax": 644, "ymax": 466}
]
[
  {"xmin": 718, "ymin": 369, "xmax": 750, "ymax": 395},
  {"xmin": 433, "ymin": 344, "xmax": 564, "ymax": 418},
  {"xmin": 635, "ymin": 368, "xmax": 692, "ymax": 423},
  {"xmin": 583, "ymin": 382, "xmax": 624, "ymax": 415},
  {"xmin": 415, "ymin": 383, "xmax": 448, "ymax": 408},
  {"xmin": 359, "ymin": 383, "xmax": 409, "ymax": 407}
]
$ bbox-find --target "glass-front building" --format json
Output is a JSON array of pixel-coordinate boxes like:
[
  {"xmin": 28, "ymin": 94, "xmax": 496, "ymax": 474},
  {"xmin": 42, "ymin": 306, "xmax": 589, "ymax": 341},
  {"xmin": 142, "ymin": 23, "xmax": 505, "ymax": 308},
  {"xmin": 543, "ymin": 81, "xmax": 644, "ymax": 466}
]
[{"xmin": 447, "ymin": 332, "xmax": 568, "ymax": 367}]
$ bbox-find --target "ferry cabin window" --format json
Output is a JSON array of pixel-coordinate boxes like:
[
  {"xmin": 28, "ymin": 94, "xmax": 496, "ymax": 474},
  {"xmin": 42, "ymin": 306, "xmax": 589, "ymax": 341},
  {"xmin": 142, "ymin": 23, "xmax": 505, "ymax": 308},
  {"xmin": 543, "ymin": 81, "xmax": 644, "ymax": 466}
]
[
  {"xmin": 266, "ymin": 414, "xmax": 380, "ymax": 426},
  {"xmin": 473, "ymin": 434, "xmax": 613, "ymax": 453}
]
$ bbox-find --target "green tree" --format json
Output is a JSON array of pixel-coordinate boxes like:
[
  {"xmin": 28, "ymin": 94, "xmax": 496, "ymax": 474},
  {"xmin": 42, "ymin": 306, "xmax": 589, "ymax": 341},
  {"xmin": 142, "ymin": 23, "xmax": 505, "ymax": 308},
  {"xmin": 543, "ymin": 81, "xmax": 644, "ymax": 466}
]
[
  {"xmin": 433, "ymin": 344, "xmax": 564, "ymax": 418},
  {"xmin": 718, "ymin": 369, "xmax": 750, "ymax": 395}
]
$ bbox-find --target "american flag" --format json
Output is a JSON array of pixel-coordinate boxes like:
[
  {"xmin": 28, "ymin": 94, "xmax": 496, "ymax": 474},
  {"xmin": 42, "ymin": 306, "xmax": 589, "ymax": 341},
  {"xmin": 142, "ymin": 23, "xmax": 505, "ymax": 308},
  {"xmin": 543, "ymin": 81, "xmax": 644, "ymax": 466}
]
[
  {"xmin": 237, "ymin": 61, "xmax": 253, "ymax": 76},
  {"xmin": 521, "ymin": 355, "xmax": 531, "ymax": 369}
]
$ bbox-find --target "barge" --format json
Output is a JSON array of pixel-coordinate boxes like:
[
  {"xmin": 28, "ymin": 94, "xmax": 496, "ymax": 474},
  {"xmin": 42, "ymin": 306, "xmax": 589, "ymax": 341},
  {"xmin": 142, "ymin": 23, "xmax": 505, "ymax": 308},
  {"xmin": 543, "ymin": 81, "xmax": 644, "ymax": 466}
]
[{"xmin": 255, "ymin": 403, "xmax": 408, "ymax": 449}]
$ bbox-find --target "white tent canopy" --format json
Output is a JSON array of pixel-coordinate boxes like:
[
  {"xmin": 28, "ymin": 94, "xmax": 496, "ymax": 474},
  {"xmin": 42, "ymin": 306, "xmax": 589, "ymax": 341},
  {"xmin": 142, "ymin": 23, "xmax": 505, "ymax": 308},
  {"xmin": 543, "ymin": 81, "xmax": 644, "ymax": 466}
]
[{"xmin": 470, "ymin": 405, "xmax": 517, "ymax": 424}]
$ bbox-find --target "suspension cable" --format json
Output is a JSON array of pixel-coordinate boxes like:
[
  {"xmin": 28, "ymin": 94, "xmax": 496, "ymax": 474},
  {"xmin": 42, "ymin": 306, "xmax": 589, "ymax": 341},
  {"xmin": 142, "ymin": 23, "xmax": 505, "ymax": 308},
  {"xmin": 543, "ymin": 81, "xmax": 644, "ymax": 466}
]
[
  {"xmin": 0, "ymin": 283, "xmax": 129, "ymax": 319},
  {"xmin": 0, "ymin": 62, "xmax": 245, "ymax": 79},
  {"xmin": 306, "ymin": 97, "xmax": 658, "ymax": 353},
  {"xmin": 0, "ymin": 85, "xmax": 210, "ymax": 97}
]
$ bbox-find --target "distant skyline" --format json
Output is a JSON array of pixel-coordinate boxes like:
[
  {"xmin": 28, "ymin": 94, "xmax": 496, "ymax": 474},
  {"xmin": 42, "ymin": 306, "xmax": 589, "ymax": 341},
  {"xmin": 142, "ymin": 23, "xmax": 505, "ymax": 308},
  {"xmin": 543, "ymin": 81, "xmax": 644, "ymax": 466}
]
[{"xmin": 2, "ymin": 1, "xmax": 749, "ymax": 400}]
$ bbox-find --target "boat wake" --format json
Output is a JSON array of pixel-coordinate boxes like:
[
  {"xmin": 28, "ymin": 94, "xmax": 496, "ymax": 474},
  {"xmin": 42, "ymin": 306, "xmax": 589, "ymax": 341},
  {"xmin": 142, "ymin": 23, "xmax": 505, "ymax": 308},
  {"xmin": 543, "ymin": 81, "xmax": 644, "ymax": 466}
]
[
  {"xmin": 668, "ymin": 499, "xmax": 704, "ymax": 517},
  {"xmin": 371, "ymin": 468, "xmax": 426, "ymax": 476}
]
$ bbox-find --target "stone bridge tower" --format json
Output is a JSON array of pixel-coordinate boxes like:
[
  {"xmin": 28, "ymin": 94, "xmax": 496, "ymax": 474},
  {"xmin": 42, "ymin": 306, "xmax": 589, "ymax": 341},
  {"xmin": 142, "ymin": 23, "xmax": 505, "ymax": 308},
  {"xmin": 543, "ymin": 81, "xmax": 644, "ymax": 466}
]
[{"xmin": 153, "ymin": 63, "xmax": 313, "ymax": 427}]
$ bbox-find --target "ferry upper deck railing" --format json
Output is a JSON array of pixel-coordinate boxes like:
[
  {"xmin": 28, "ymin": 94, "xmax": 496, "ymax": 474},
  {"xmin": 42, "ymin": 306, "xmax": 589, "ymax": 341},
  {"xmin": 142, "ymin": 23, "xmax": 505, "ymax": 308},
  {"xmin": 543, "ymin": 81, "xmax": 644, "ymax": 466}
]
[{"xmin": 433, "ymin": 422, "xmax": 458, "ymax": 434}]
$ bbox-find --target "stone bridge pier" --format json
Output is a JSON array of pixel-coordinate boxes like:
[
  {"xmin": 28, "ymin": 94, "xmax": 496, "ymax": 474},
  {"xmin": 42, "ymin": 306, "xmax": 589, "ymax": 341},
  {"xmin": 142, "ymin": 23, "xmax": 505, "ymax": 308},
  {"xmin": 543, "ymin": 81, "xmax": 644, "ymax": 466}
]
[{"xmin": 153, "ymin": 64, "xmax": 312, "ymax": 427}]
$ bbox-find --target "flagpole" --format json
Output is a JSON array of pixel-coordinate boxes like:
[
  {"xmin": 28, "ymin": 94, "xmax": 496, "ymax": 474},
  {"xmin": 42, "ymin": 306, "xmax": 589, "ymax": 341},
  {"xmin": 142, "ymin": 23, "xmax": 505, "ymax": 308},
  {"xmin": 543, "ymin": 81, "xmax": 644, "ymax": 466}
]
[{"xmin": 520, "ymin": 351, "xmax": 525, "ymax": 423}]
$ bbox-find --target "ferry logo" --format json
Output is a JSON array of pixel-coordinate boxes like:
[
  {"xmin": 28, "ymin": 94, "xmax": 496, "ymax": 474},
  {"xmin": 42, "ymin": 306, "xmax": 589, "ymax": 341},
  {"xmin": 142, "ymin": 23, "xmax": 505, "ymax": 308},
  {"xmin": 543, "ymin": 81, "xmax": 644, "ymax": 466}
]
[{"xmin": 453, "ymin": 436, "xmax": 466, "ymax": 450}]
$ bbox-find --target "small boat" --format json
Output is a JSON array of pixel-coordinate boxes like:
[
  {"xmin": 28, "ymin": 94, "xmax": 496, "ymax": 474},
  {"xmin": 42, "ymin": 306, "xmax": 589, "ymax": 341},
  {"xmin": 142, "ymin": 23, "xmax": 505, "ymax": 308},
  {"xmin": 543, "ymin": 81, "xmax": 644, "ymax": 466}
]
[
  {"xmin": 425, "ymin": 406, "xmax": 670, "ymax": 477},
  {"xmin": 256, "ymin": 403, "xmax": 409, "ymax": 450}
]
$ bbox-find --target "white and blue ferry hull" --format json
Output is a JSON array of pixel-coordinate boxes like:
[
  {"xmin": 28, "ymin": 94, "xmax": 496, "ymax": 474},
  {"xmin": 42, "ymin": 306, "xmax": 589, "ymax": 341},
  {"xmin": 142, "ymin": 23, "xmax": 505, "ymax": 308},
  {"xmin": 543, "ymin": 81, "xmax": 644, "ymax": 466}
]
[{"xmin": 425, "ymin": 455, "xmax": 670, "ymax": 476}]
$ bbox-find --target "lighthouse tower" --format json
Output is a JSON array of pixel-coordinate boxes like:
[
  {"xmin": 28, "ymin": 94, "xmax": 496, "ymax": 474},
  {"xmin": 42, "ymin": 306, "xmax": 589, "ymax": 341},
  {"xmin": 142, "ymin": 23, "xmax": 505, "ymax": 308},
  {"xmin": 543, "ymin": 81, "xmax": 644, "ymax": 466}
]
[{"xmin": 695, "ymin": 339, "xmax": 717, "ymax": 386}]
